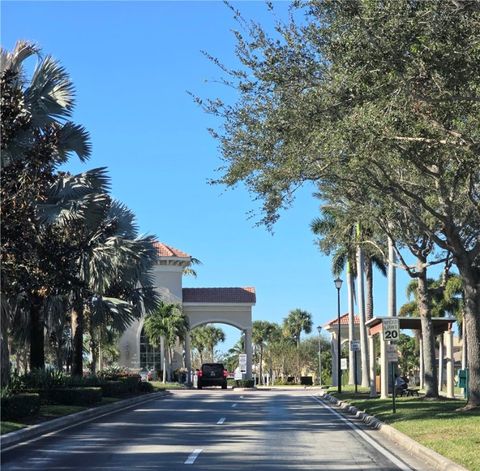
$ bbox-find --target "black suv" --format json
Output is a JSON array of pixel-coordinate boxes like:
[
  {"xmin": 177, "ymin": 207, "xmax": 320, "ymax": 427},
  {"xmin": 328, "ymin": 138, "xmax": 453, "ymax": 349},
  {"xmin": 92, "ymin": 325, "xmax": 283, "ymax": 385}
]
[{"xmin": 197, "ymin": 363, "xmax": 228, "ymax": 389}]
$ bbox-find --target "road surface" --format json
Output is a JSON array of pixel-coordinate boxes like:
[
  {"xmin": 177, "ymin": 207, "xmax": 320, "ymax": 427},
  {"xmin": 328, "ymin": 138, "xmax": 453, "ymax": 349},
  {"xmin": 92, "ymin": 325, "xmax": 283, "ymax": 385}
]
[{"xmin": 1, "ymin": 389, "xmax": 433, "ymax": 470}]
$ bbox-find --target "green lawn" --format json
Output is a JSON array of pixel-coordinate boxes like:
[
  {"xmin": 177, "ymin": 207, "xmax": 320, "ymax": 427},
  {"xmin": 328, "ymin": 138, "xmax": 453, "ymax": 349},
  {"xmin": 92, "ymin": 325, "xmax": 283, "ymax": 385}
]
[
  {"xmin": 0, "ymin": 396, "xmax": 123, "ymax": 435},
  {"xmin": 327, "ymin": 386, "xmax": 480, "ymax": 471},
  {"xmin": 0, "ymin": 421, "xmax": 27, "ymax": 434},
  {"xmin": 150, "ymin": 381, "xmax": 182, "ymax": 390}
]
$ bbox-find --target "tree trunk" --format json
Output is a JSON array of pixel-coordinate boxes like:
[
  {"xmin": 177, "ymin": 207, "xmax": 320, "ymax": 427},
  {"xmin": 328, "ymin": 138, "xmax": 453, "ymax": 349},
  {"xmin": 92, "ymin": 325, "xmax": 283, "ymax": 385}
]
[
  {"xmin": 29, "ymin": 293, "xmax": 45, "ymax": 370},
  {"xmin": 365, "ymin": 257, "xmax": 374, "ymax": 320},
  {"xmin": 356, "ymin": 242, "xmax": 370, "ymax": 387},
  {"xmin": 347, "ymin": 265, "xmax": 355, "ymax": 385},
  {"xmin": 417, "ymin": 262, "xmax": 438, "ymax": 398},
  {"xmin": 387, "ymin": 237, "xmax": 397, "ymax": 317},
  {"xmin": 71, "ymin": 301, "xmax": 84, "ymax": 377},
  {"xmin": 259, "ymin": 344, "xmax": 264, "ymax": 385},
  {"xmin": 89, "ymin": 323, "xmax": 97, "ymax": 375},
  {"xmin": 1, "ymin": 328, "xmax": 10, "ymax": 387},
  {"xmin": 455, "ymin": 261, "xmax": 480, "ymax": 409}
]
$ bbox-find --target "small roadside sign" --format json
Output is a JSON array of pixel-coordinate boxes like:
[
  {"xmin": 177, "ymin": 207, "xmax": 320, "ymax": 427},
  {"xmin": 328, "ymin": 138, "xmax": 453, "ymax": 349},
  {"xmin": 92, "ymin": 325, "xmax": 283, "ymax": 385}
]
[
  {"xmin": 238, "ymin": 353, "xmax": 247, "ymax": 373},
  {"xmin": 383, "ymin": 318, "xmax": 400, "ymax": 342},
  {"xmin": 386, "ymin": 344, "xmax": 398, "ymax": 362},
  {"xmin": 341, "ymin": 358, "xmax": 348, "ymax": 370},
  {"xmin": 350, "ymin": 340, "xmax": 360, "ymax": 351}
]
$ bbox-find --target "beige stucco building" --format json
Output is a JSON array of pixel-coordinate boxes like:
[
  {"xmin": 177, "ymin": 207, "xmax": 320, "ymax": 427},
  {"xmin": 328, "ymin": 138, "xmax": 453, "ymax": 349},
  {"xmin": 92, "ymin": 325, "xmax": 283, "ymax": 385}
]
[{"xmin": 117, "ymin": 242, "xmax": 256, "ymax": 380}]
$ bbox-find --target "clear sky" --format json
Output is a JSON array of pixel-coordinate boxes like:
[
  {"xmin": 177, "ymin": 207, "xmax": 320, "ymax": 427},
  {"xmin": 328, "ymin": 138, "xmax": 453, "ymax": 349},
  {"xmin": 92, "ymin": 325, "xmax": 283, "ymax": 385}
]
[{"xmin": 2, "ymin": 1, "xmax": 417, "ymax": 353}]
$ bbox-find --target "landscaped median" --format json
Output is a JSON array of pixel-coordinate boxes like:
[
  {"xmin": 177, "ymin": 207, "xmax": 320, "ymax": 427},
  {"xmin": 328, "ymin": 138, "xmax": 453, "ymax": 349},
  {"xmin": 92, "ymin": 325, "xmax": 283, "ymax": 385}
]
[
  {"xmin": 1, "ymin": 369, "xmax": 166, "ymax": 439},
  {"xmin": 323, "ymin": 386, "xmax": 480, "ymax": 471}
]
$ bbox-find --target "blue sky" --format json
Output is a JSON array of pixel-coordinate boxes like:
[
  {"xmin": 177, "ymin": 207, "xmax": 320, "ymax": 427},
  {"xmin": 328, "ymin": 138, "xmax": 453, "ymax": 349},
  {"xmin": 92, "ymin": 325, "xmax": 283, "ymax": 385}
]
[{"xmin": 2, "ymin": 1, "xmax": 417, "ymax": 352}]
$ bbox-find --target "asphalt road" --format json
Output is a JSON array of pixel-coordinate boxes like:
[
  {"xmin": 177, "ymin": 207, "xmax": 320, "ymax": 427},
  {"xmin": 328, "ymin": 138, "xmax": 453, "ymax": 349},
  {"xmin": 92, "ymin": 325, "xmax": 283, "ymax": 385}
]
[{"xmin": 1, "ymin": 389, "xmax": 434, "ymax": 470}]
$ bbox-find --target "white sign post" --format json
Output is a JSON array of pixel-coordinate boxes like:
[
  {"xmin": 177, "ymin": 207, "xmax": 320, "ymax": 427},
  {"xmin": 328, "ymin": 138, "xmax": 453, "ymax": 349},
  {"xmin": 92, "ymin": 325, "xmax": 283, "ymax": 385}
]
[
  {"xmin": 386, "ymin": 344, "xmax": 398, "ymax": 362},
  {"xmin": 238, "ymin": 353, "xmax": 247, "ymax": 374},
  {"xmin": 382, "ymin": 318, "xmax": 400, "ymax": 342}
]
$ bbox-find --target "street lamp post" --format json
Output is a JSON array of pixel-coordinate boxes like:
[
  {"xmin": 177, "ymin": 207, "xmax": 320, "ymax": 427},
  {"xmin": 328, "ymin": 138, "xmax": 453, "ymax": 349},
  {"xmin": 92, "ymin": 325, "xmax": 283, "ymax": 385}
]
[
  {"xmin": 317, "ymin": 326, "xmax": 322, "ymax": 387},
  {"xmin": 334, "ymin": 277, "xmax": 343, "ymax": 394}
]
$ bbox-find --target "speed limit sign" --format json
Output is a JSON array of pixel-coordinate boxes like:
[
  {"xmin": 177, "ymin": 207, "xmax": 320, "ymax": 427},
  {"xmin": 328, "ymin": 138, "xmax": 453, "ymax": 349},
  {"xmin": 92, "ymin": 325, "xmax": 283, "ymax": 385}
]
[{"xmin": 382, "ymin": 318, "xmax": 400, "ymax": 342}]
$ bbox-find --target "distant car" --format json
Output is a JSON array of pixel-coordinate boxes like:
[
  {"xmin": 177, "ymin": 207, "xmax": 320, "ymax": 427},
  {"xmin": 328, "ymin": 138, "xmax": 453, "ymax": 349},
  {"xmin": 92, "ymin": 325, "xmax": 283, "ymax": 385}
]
[
  {"xmin": 197, "ymin": 363, "xmax": 228, "ymax": 389},
  {"xmin": 139, "ymin": 368, "xmax": 155, "ymax": 382}
]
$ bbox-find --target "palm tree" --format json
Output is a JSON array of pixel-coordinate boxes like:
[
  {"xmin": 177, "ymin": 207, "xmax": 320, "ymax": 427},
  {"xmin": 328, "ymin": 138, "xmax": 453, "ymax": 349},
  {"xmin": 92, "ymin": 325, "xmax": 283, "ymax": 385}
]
[
  {"xmin": 252, "ymin": 320, "xmax": 277, "ymax": 385},
  {"xmin": 143, "ymin": 303, "xmax": 189, "ymax": 382},
  {"xmin": 191, "ymin": 326, "xmax": 210, "ymax": 365},
  {"xmin": 205, "ymin": 325, "xmax": 226, "ymax": 362},
  {"xmin": 283, "ymin": 309, "xmax": 312, "ymax": 380},
  {"xmin": 1, "ymin": 41, "xmax": 92, "ymax": 377},
  {"xmin": 283, "ymin": 309, "xmax": 312, "ymax": 348}
]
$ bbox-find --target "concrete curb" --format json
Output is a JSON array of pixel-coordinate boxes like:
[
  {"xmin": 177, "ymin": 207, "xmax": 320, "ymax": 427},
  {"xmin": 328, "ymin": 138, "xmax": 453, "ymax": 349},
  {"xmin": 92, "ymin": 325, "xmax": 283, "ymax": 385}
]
[
  {"xmin": 319, "ymin": 392, "xmax": 468, "ymax": 471},
  {"xmin": 1, "ymin": 390, "xmax": 168, "ymax": 450}
]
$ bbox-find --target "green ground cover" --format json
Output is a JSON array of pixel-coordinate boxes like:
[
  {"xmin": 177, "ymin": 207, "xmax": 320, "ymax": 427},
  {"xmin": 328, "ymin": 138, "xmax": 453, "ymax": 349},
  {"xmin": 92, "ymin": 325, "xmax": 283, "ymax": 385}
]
[
  {"xmin": 327, "ymin": 386, "xmax": 480, "ymax": 471},
  {"xmin": 0, "ymin": 396, "xmax": 123, "ymax": 435},
  {"xmin": 150, "ymin": 381, "xmax": 183, "ymax": 390}
]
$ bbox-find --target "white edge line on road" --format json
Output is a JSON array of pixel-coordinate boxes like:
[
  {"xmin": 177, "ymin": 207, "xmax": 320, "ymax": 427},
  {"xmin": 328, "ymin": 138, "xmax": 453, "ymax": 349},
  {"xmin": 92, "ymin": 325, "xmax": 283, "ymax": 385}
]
[
  {"xmin": 217, "ymin": 417, "xmax": 226, "ymax": 424},
  {"xmin": 231, "ymin": 403, "xmax": 237, "ymax": 408},
  {"xmin": 311, "ymin": 395, "xmax": 412, "ymax": 471},
  {"xmin": 1, "ymin": 394, "xmax": 164, "ymax": 453},
  {"xmin": 185, "ymin": 448, "xmax": 203, "ymax": 464}
]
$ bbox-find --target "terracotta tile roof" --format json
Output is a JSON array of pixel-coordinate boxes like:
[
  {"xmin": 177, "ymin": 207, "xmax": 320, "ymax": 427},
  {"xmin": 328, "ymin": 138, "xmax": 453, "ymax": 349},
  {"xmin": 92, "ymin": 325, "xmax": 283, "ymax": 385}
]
[
  {"xmin": 153, "ymin": 242, "xmax": 190, "ymax": 259},
  {"xmin": 182, "ymin": 287, "xmax": 256, "ymax": 304},
  {"xmin": 325, "ymin": 313, "xmax": 360, "ymax": 326}
]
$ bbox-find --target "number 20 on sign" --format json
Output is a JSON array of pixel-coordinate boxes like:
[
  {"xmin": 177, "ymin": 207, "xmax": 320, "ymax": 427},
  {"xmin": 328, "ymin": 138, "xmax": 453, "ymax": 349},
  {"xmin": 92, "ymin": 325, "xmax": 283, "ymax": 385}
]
[{"xmin": 383, "ymin": 318, "xmax": 400, "ymax": 342}]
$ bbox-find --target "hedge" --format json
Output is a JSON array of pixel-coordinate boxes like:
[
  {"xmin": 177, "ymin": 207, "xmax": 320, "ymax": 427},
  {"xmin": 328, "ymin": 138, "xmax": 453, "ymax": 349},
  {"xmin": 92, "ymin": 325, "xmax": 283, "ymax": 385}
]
[
  {"xmin": 1, "ymin": 393, "xmax": 41, "ymax": 420},
  {"xmin": 233, "ymin": 379, "xmax": 255, "ymax": 388},
  {"xmin": 138, "ymin": 381, "xmax": 154, "ymax": 393},
  {"xmin": 48, "ymin": 387, "xmax": 102, "ymax": 406},
  {"xmin": 100, "ymin": 381, "xmax": 129, "ymax": 397}
]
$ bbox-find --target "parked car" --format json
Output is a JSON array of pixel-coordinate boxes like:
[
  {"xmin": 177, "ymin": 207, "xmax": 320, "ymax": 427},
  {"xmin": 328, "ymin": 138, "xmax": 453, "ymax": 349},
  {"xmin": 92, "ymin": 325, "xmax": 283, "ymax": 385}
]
[{"xmin": 197, "ymin": 363, "xmax": 228, "ymax": 389}]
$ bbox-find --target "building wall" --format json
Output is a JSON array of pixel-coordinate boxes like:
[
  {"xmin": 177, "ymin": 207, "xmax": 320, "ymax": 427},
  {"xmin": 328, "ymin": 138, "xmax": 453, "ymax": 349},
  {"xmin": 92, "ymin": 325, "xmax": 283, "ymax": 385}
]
[{"xmin": 118, "ymin": 262, "xmax": 184, "ymax": 370}]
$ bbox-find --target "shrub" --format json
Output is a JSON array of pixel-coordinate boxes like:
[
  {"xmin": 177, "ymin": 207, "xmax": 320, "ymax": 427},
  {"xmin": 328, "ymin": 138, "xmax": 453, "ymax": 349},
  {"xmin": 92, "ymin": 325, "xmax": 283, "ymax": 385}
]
[
  {"xmin": 100, "ymin": 381, "xmax": 129, "ymax": 397},
  {"xmin": 138, "ymin": 381, "xmax": 154, "ymax": 393},
  {"xmin": 234, "ymin": 379, "xmax": 255, "ymax": 388},
  {"xmin": 49, "ymin": 387, "xmax": 102, "ymax": 406},
  {"xmin": 23, "ymin": 368, "xmax": 68, "ymax": 390},
  {"xmin": 119, "ymin": 376, "xmax": 140, "ymax": 393},
  {"xmin": 1, "ymin": 393, "xmax": 41, "ymax": 420}
]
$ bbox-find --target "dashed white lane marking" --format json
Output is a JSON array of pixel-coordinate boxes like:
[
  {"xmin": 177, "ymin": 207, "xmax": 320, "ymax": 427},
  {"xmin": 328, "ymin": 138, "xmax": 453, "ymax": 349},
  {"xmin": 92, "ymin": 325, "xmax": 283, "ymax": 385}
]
[
  {"xmin": 231, "ymin": 403, "xmax": 237, "ymax": 408},
  {"xmin": 311, "ymin": 395, "xmax": 412, "ymax": 471},
  {"xmin": 240, "ymin": 395, "xmax": 244, "ymax": 398},
  {"xmin": 217, "ymin": 417, "xmax": 226, "ymax": 424},
  {"xmin": 185, "ymin": 448, "xmax": 203, "ymax": 464}
]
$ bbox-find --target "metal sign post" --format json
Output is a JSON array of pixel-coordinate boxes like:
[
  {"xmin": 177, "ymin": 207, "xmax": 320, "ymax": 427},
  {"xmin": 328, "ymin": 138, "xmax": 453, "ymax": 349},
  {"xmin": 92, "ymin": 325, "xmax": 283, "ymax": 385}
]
[
  {"xmin": 350, "ymin": 340, "xmax": 360, "ymax": 394},
  {"xmin": 386, "ymin": 344, "xmax": 399, "ymax": 413}
]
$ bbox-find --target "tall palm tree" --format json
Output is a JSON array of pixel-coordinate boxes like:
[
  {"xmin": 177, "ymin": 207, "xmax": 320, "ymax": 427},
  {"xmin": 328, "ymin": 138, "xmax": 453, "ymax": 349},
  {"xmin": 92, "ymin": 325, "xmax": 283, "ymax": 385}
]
[
  {"xmin": 252, "ymin": 320, "xmax": 277, "ymax": 385},
  {"xmin": 205, "ymin": 325, "xmax": 226, "ymax": 362},
  {"xmin": 143, "ymin": 303, "xmax": 189, "ymax": 382},
  {"xmin": 1, "ymin": 41, "xmax": 92, "ymax": 377},
  {"xmin": 283, "ymin": 309, "xmax": 313, "ymax": 348}
]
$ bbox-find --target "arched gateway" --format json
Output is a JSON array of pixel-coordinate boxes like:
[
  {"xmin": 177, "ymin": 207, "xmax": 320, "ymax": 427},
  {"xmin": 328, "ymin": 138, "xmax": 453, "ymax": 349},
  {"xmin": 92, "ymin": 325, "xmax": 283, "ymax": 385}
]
[{"xmin": 118, "ymin": 243, "xmax": 255, "ymax": 381}]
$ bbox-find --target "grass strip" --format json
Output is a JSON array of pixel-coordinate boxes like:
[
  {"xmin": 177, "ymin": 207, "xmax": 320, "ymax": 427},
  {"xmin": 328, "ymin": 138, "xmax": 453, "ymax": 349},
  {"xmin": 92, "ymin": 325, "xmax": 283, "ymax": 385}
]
[{"xmin": 327, "ymin": 386, "xmax": 480, "ymax": 471}]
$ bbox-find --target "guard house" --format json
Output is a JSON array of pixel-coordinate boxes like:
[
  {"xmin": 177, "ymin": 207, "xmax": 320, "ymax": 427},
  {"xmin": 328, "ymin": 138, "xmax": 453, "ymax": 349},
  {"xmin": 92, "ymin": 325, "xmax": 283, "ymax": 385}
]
[
  {"xmin": 366, "ymin": 316, "xmax": 457, "ymax": 398},
  {"xmin": 323, "ymin": 313, "xmax": 457, "ymax": 397},
  {"xmin": 117, "ymin": 242, "xmax": 255, "ymax": 380}
]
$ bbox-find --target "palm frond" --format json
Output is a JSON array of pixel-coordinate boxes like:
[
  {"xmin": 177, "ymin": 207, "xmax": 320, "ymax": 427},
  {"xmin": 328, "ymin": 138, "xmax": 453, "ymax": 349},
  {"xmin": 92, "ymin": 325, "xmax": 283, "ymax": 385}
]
[
  {"xmin": 56, "ymin": 122, "xmax": 92, "ymax": 162},
  {"xmin": 25, "ymin": 55, "xmax": 75, "ymax": 126},
  {"xmin": 1, "ymin": 40, "xmax": 39, "ymax": 75}
]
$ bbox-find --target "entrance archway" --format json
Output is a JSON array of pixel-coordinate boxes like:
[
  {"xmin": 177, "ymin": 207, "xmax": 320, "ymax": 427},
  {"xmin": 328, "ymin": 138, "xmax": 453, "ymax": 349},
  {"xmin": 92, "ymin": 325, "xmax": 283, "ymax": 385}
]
[{"xmin": 183, "ymin": 287, "xmax": 255, "ymax": 382}]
